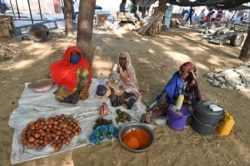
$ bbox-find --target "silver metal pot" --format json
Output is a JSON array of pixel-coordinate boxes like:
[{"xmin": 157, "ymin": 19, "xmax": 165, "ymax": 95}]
[{"xmin": 118, "ymin": 122, "xmax": 155, "ymax": 153}]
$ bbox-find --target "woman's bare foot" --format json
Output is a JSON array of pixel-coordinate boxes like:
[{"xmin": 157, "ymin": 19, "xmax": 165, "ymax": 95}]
[{"xmin": 141, "ymin": 111, "xmax": 152, "ymax": 124}]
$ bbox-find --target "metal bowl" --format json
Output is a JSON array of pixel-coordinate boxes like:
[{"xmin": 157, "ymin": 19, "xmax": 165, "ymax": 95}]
[
  {"xmin": 118, "ymin": 122, "xmax": 155, "ymax": 153},
  {"xmin": 28, "ymin": 78, "xmax": 54, "ymax": 93}
]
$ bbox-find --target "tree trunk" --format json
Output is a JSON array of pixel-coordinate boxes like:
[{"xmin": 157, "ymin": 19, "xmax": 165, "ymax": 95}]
[
  {"xmin": 76, "ymin": 0, "xmax": 96, "ymax": 64},
  {"xmin": 239, "ymin": 30, "xmax": 250, "ymax": 62},
  {"xmin": 63, "ymin": 0, "xmax": 74, "ymax": 35},
  {"xmin": 158, "ymin": 0, "xmax": 167, "ymax": 29},
  {"xmin": 158, "ymin": 0, "xmax": 167, "ymax": 12}
]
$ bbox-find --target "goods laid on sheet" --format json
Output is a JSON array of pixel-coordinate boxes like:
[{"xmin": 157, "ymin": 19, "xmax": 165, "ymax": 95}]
[
  {"xmin": 20, "ymin": 114, "xmax": 81, "ymax": 152},
  {"xmin": 98, "ymin": 102, "xmax": 109, "ymax": 118},
  {"xmin": 115, "ymin": 109, "xmax": 132, "ymax": 123},
  {"xmin": 118, "ymin": 122, "xmax": 156, "ymax": 153},
  {"xmin": 8, "ymin": 79, "xmax": 149, "ymax": 164},
  {"xmin": 88, "ymin": 124, "xmax": 119, "ymax": 144},
  {"xmin": 93, "ymin": 117, "xmax": 112, "ymax": 129},
  {"xmin": 121, "ymin": 128, "xmax": 151, "ymax": 149}
]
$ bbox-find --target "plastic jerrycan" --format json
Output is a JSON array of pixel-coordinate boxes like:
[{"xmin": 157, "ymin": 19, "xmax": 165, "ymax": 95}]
[{"xmin": 216, "ymin": 110, "xmax": 235, "ymax": 136}]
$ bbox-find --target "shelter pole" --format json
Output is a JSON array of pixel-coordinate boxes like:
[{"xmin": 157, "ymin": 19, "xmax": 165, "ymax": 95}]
[
  {"xmin": 0, "ymin": 0, "xmax": 3, "ymax": 15},
  {"xmin": 15, "ymin": 0, "xmax": 20, "ymax": 20},
  {"xmin": 37, "ymin": 0, "xmax": 43, "ymax": 20},
  {"xmin": 9, "ymin": 0, "xmax": 16, "ymax": 20},
  {"xmin": 27, "ymin": 0, "xmax": 34, "ymax": 23}
]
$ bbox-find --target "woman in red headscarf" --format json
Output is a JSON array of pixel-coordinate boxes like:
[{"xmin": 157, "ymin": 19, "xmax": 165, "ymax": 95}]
[
  {"xmin": 141, "ymin": 62, "xmax": 202, "ymax": 123},
  {"xmin": 50, "ymin": 46, "xmax": 92, "ymax": 104}
]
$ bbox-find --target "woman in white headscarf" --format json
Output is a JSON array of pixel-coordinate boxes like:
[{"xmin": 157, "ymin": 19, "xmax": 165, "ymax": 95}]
[{"xmin": 108, "ymin": 52, "xmax": 140, "ymax": 109}]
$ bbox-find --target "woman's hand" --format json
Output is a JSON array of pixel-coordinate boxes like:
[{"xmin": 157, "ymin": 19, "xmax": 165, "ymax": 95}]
[
  {"xmin": 191, "ymin": 70, "xmax": 197, "ymax": 80},
  {"xmin": 119, "ymin": 66, "xmax": 125, "ymax": 74}
]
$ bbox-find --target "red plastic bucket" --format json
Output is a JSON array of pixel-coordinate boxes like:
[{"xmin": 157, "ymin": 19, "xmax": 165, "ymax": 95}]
[{"xmin": 167, "ymin": 104, "xmax": 191, "ymax": 131}]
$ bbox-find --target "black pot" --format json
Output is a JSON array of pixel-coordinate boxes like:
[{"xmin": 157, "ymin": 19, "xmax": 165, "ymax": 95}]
[
  {"xmin": 193, "ymin": 101, "xmax": 224, "ymax": 125},
  {"xmin": 191, "ymin": 114, "xmax": 217, "ymax": 135}
]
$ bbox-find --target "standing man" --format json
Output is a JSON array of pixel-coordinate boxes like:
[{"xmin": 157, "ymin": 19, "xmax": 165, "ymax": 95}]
[
  {"xmin": 130, "ymin": 0, "xmax": 140, "ymax": 20},
  {"xmin": 186, "ymin": 6, "xmax": 194, "ymax": 25},
  {"xmin": 120, "ymin": 0, "xmax": 126, "ymax": 13},
  {"xmin": 165, "ymin": 4, "xmax": 174, "ymax": 29}
]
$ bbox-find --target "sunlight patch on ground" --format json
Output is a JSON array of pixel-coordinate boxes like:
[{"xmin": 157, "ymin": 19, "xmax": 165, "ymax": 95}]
[
  {"xmin": 207, "ymin": 54, "xmax": 226, "ymax": 67},
  {"xmin": 137, "ymin": 57, "xmax": 150, "ymax": 64},
  {"xmin": 140, "ymin": 37, "xmax": 150, "ymax": 42},
  {"xmin": 5, "ymin": 41, "xmax": 73, "ymax": 71},
  {"xmin": 195, "ymin": 62, "xmax": 210, "ymax": 71},
  {"xmin": 165, "ymin": 51, "xmax": 191, "ymax": 63},
  {"xmin": 26, "ymin": 48, "xmax": 53, "ymax": 60},
  {"xmin": 150, "ymin": 40, "xmax": 168, "ymax": 49},
  {"xmin": 194, "ymin": 46, "xmax": 207, "ymax": 52},
  {"xmin": 133, "ymin": 38, "xmax": 143, "ymax": 42},
  {"xmin": 92, "ymin": 55, "xmax": 113, "ymax": 77},
  {"xmin": 96, "ymin": 28, "xmax": 129, "ymax": 38},
  {"xmin": 101, "ymin": 37, "xmax": 113, "ymax": 43},
  {"xmin": 172, "ymin": 36, "xmax": 187, "ymax": 41},
  {"xmin": 13, "ymin": 59, "xmax": 34, "ymax": 70},
  {"xmin": 148, "ymin": 49, "xmax": 155, "ymax": 54},
  {"xmin": 198, "ymin": 45, "xmax": 214, "ymax": 52}
]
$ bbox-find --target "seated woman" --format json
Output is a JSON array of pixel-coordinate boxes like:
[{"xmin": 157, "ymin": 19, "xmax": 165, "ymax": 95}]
[
  {"xmin": 50, "ymin": 46, "xmax": 92, "ymax": 104},
  {"xmin": 96, "ymin": 52, "xmax": 140, "ymax": 109},
  {"xmin": 141, "ymin": 62, "xmax": 202, "ymax": 124}
]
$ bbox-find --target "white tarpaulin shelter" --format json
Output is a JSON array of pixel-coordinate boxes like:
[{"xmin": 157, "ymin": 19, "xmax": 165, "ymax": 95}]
[{"xmin": 8, "ymin": 79, "xmax": 149, "ymax": 165}]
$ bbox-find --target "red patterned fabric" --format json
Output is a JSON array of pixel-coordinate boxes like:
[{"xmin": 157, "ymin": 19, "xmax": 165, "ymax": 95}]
[
  {"xmin": 180, "ymin": 62, "xmax": 196, "ymax": 87},
  {"xmin": 180, "ymin": 62, "xmax": 196, "ymax": 73},
  {"xmin": 50, "ymin": 46, "xmax": 92, "ymax": 92}
]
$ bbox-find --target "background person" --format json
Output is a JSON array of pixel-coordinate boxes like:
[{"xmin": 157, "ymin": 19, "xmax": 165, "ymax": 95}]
[
  {"xmin": 197, "ymin": 8, "xmax": 206, "ymax": 24},
  {"xmin": 186, "ymin": 6, "xmax": 194, "ymax": 25},
  {"xmin": 119, "ymin": 0, "xmax": 126, "ymax": 12}
]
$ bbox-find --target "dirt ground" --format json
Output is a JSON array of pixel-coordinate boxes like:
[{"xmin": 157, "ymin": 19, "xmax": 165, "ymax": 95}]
[{"xmin": 1, "ymin": 24, "xmax": 250, "ymax": 166}]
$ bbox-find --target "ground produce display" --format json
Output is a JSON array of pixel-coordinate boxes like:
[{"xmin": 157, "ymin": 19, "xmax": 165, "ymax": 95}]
[
  {"xmin": 93, "ymin": 117, "xmax": 112, "ymax": 129},
  {"xmin": 20, "ymin": 114, "xmax": 81, "ymax": 152},
  {"xmin": 3, "ymin": 22, "xmax": 250, "ymax": 166},
  {"xmin": 98, "ymin": 102, "xmax": 109, "ymax": 118},
  {"xmin": 115, "ymin": 109, "xmax": 132, "ymax": 123},
  {"xmin": 88, "ymin": 124, "xmax": 119, "ymax": 144},
  {"xmin": 121, "ymin": 128, "xmax": 151, "ymax": 150}
]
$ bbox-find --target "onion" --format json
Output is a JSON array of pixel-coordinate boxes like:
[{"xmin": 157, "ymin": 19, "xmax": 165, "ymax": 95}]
[
  {"xmin": 34, "ymin": 133, "xmax": 40, "ymax": 138},
  {"xmin": 20, "ymin": 114, "xmax": 82, "ymax": 152},
  {"xmin": 28, "ymin": 136, "xmax": 35, "ymax": 143}
]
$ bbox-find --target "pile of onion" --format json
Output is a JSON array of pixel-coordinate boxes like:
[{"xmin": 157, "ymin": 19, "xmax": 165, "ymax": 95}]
[{"xmin": 20, "ymin": 114, "xmax": 81, "ymax": 151}]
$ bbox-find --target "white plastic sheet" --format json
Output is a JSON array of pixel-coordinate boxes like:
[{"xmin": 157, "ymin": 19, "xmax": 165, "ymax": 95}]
[{"xmin": 8, "ymin": 79, "xmax": 148, "ymax": 165}]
